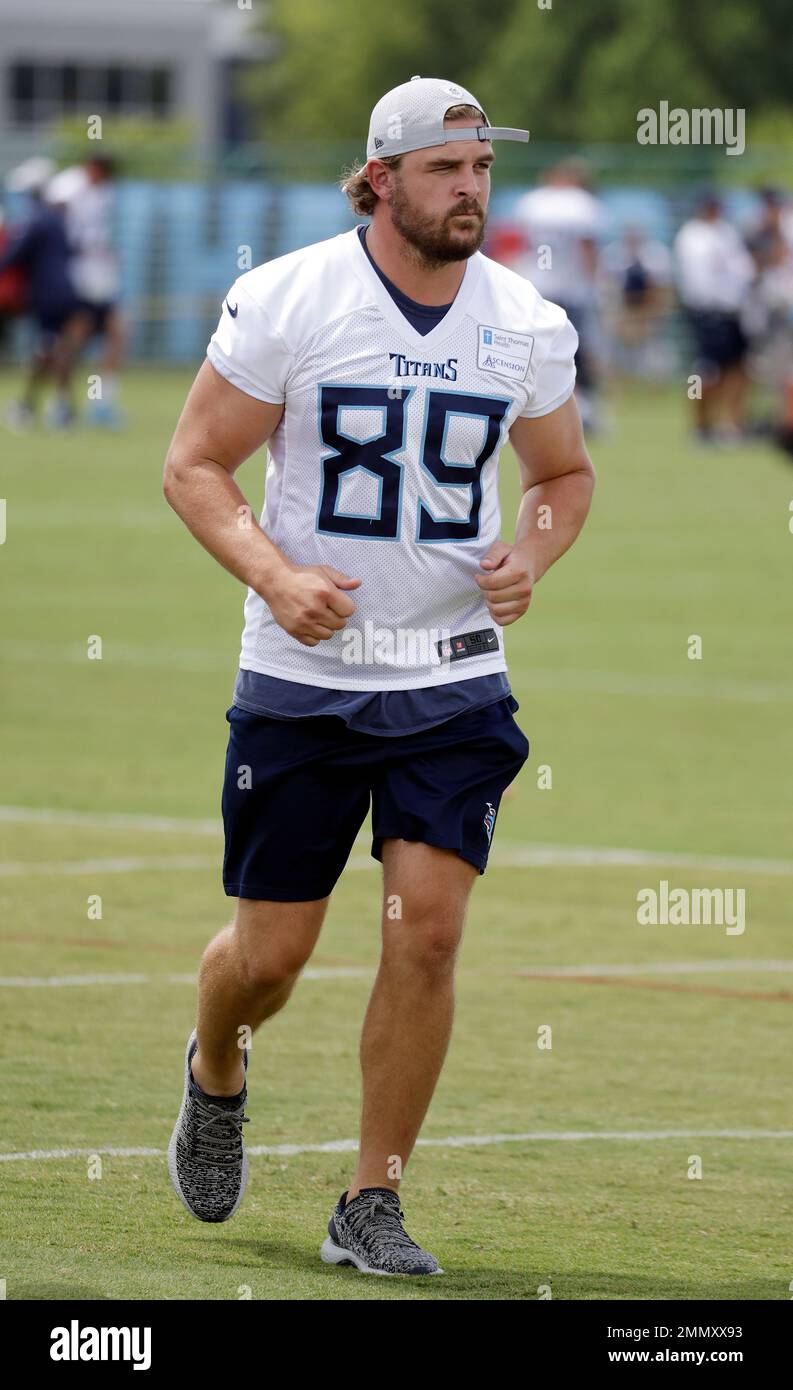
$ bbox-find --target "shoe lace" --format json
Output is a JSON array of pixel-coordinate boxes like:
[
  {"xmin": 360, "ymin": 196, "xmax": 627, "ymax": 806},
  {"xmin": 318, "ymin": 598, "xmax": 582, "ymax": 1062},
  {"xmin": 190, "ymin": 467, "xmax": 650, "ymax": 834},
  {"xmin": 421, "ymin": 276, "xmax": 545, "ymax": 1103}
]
[
  {"xmin": 191, "ymin": 1095, "xmax": 249, "ymax": 1166},
  {"xmin": 345, "ymin": 1195, "xmax": 420, "ymax": 1253}
]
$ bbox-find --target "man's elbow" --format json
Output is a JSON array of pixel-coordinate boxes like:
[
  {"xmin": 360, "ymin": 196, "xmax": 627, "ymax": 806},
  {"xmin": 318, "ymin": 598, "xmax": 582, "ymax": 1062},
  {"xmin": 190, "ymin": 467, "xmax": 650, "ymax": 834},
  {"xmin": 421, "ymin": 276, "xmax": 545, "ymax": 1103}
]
[
  {"xmin": 568, "ymin": 445, "xmax": 596, "ymax": 493},
  {"xmin": 162, "ymin": 449, "xmax": 187, "ymax": 510},
  {"xmin": 581, "ymin": 450, "xmax": 596, "ymax": 489}
]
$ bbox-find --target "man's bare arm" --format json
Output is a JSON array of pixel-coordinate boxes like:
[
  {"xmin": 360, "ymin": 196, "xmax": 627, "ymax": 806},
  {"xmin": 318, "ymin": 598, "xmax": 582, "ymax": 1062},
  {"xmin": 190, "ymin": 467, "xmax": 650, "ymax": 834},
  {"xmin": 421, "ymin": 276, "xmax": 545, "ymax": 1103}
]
[
  {"xmin": 475, "ymin": 395, "xmax": 595, "ymax": 625},
  {"xmin": 163, "ymin": 360, "xmax": 361, "ymax": 646}
]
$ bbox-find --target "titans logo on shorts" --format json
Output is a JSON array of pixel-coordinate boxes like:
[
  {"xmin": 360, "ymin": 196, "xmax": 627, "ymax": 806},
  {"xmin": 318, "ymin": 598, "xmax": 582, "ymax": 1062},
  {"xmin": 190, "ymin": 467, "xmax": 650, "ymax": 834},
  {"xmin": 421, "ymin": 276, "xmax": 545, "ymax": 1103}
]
[{"xmin": 221, "ymin": 698, "xmax": 529, "ymax": 901}]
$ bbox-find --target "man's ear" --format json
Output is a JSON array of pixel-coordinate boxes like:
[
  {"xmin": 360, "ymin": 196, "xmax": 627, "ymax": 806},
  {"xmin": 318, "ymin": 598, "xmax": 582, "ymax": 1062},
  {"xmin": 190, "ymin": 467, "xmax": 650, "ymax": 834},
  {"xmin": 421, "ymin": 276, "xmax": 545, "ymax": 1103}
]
[{"xmin": 366, "ymin": 159, "xmax": 393, "ymax": 204}]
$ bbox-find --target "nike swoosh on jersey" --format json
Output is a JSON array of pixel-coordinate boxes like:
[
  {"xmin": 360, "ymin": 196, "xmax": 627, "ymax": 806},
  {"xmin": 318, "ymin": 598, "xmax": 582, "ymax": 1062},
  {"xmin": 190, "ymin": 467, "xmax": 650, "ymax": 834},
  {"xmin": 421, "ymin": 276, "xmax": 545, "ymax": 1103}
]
[{"xmin": 225, "ymin": 301, "xmax": 238, "ymax": 318}]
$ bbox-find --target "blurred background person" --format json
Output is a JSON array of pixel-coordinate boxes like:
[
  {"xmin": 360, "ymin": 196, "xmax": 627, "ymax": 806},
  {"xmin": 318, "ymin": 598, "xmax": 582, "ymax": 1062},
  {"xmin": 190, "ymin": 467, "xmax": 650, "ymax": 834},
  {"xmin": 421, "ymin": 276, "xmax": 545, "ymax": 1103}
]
[
  {"xmin": 674, "ymin": 190, "xmax": 755, "ymax": 445},
  {"xmin": 743, "ymin": 188, "xmax": 793, "ymax": 456},
  {"xmin": 56, "ymin": 156, "xmax": 126, "ymax": 428},
  {"xmin": 602, "ymin": 224, "xmax": 674, "ymax": 379},
  {"xmin": 513, "ymin": 158, "xmax": 608, "ymax": 432},
  {"xmin": 0, "ymin": 200, "xmax": 29, "ymax": 351},
  {"xmin": 0, "ymin": 156, "xmax": 87, "ymax": 429}
]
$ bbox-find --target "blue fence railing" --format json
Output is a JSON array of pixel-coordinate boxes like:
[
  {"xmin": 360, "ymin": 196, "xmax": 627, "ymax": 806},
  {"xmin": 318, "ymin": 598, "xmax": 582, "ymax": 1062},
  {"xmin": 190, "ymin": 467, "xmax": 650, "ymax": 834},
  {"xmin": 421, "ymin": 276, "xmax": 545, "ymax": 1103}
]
[{"xmin": 0, "ymin": 177, "xmax": 773, "ymax": 364}]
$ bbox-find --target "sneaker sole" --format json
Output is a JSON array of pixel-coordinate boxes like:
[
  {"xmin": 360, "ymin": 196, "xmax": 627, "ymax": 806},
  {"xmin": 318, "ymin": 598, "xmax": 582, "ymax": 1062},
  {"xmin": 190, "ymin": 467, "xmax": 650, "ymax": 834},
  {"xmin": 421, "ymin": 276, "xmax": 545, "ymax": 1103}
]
[
  {"xmin": 167, "ymin": 1029, "xmax": 249, "ymax": 1223},
  {"xmin": 319, "ymin": 1235, "xmax": 443, "ymax": 1276}
]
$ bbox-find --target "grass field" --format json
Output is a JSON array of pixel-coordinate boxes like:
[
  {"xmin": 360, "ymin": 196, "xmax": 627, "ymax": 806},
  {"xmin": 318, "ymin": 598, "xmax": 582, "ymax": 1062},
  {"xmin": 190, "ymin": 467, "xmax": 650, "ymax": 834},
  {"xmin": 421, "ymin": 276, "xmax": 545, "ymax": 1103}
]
[{"xmin": 1, "ymin": 370, "xmax": 792, "ymax": 1301}]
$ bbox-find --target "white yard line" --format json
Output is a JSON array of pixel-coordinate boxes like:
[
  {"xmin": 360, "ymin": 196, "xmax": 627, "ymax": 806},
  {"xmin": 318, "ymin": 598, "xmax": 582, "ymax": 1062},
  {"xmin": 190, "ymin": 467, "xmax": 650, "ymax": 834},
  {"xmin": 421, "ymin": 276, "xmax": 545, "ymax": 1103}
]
[
  {"xmin": 516, "ymin": 667, "xmax": 793, "ymax": 705},
  {"xmin": 516, "ymin": 959, "xmax": 793, "ymax": 977},
  {"xmin": 3, "ymin": 847, "xmax": 791, "ymax": 877},
  {"xmin": 0, "ymin": 967, "xmax": 368, "ymax": 987},
  {"xmin": 4, "ymin": 643, "xmax": 792, "ymax": 701},
  {"xmin": 1, "ymin": 962, "xmax": 790, "ymax": 989},
  {"xmin": 484, "ymin": 845, "xmax": 793, "ymax": 875},
  {"xmin": 2, "ymin": 805, "xmax": 792, "ymax": 877},
  {"xmin": 0, "ymin": 806, "xmax": 221, "ymax": 834},
  {"xmin": 0, "ymin": 856, "xmax": 218, "ymax": 877},
  {"xmin": 1, "ymin": 640, "xmax": 228, "ymax": 673},
  {"xmin": 2, "ymin": 1128, "xmax": 792, "ymax": 1164}
]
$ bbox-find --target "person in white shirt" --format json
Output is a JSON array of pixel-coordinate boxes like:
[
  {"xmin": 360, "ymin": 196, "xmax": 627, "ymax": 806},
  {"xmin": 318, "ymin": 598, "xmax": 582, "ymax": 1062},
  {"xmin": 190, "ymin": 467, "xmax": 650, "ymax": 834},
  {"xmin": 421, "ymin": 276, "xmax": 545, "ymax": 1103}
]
[
  {"xmin": 513, "ymin": 159, "xmax": 607, "ymax": 430},
  {"xmin": 163, "ymin": 76, "xmax": 595, "ymax": 1276},
  {"xmin": 59, "ymin": 157, "xmax": 125, "ymax": 426},
  {"xmin": 674, "ymin": 192, "xmax": 756, "ymax": 442}
]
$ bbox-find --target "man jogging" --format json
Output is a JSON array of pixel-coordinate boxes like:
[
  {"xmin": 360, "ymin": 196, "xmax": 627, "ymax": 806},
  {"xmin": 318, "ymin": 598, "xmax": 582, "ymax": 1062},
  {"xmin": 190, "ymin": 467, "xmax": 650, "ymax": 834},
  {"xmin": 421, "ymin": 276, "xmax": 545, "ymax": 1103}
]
[{"xmin": 164, "ymin": 76, "xmax": 594, "ymax": 1276}]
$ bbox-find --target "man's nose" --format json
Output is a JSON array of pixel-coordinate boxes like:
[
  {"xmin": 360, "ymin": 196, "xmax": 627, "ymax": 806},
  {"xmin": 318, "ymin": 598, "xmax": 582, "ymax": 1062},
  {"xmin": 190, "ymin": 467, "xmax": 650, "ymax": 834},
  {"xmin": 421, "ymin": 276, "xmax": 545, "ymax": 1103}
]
[{"xmin": 453, "ymin": 168, "xmax": 479, "ymax": 200}]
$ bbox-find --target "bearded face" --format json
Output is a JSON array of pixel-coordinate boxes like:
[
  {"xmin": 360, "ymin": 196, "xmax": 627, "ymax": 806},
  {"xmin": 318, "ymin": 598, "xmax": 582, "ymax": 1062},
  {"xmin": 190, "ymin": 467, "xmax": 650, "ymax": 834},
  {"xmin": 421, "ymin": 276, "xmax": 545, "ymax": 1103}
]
[{"xmin": 388, "ymin": 171, "xmax": 487, "ymax": 266}]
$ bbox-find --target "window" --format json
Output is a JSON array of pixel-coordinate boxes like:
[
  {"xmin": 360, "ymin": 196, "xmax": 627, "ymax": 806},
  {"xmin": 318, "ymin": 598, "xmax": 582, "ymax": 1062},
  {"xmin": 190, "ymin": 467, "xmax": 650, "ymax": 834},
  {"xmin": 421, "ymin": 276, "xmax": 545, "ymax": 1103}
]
[{"xmin": 8, "ymin": 62, "xmax": 174, "ymax": 126}]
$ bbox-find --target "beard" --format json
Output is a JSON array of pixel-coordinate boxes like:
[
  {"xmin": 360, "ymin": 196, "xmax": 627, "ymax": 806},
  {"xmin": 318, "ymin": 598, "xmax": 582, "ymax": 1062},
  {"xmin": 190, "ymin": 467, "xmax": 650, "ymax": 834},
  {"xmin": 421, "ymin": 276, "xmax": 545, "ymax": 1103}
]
[{"xmin": 389, "ymin": 177, "xmax": 487, "ymax": 266}]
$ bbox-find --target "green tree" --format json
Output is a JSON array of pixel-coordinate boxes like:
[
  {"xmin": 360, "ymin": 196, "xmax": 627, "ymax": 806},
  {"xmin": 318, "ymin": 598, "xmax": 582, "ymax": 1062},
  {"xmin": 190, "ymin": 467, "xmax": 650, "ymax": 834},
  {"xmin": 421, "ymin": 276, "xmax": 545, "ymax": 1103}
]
[
  {"xmin": 247, "ymin": 0, "xmax": 793, "ymax": 147},
  {"xmin": 246, "ymin": 0, "xmax": 519, "ymax": 145},
  {"xmin": 475, "ymin": 0, "xmax": 793, "ymax": 142}
]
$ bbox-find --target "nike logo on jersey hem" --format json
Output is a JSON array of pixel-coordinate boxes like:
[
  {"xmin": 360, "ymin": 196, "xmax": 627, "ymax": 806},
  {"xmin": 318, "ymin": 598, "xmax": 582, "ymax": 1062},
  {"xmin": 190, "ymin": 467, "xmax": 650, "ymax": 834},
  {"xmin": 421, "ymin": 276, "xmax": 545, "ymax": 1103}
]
[{"xmin": 437, "ymin": 628, "xmax": 501, "ymax": 662}]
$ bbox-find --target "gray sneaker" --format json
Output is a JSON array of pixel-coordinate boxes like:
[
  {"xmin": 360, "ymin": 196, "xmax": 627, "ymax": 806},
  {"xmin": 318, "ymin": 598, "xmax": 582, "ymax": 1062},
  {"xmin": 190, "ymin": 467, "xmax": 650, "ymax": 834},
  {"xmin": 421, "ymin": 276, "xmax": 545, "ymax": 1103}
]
[
  {"xmin": 321, "ymin": 1187, "xmax": 443, "ymax": 1275},
  {"xmin": 167, "ymin": 1030, "xmax": 249, "ymax": 1223}
]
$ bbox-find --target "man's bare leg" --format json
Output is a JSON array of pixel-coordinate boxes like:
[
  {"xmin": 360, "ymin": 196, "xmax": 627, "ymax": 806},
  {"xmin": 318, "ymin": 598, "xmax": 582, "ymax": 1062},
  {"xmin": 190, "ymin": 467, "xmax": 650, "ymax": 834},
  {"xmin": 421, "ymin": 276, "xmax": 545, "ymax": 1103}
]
[
  {"xmin": 19, "ymin": 346, "xmax": 53, "ymax": 413},
  {"xmin": 190, "ymin": 896, "xmax": 328, "ymax": 1096},
  {"xmin": 694, "ymin": 377, "xmax": 718, "ymax": 432},
  {"xmin": 346, "ymin": 839, "xmax": 478, "ymax": 1199},
  {"xmin": 721, "ymin": 363, "xmax": 749, "ymax": 432},
  {"xmin": 101, "ymin": 307, "xmax": 126, "ymax": 376}
]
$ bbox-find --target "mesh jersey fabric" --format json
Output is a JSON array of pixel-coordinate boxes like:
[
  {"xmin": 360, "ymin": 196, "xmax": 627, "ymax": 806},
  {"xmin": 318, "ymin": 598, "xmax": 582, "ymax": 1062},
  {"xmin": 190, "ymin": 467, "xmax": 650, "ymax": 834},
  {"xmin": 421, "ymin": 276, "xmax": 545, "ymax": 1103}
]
[
  {"xmin": 232, "ymin": 233, "xmax": 511, "ymax": 732},
  {"xmin": 207, "ymin": 227, "xmax": 577, "ymax": 691}
]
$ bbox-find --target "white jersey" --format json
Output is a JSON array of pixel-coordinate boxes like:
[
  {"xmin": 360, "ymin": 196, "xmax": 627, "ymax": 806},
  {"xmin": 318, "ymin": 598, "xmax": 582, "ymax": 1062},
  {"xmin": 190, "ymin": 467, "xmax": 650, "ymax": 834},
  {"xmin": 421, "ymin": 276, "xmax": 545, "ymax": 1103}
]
[
  {"xmin": 207, "ymin": 228, "xmax": 577, "ymax": 691},
  {"xmin": 674, "ymin": 217, "xmax": 754, "ymax": 313},
  {"xmin": 513, "ymin": 186, "xmax": 606, "ymax": 308},
  {"xmin": 66, "ymin": 184, "xmax": 120, "ymax": 304}
]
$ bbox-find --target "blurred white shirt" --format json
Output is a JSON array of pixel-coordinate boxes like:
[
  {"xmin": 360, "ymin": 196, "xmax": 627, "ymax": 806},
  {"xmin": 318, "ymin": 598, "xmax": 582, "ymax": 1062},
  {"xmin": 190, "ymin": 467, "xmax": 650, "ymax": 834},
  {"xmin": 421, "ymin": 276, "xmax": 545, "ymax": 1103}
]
[
  {"xmin": 674, "ymin": 217, "xmax": 754, "ymax": 312},
  {"xmin": 513, "ymin": 185, "xmax": 606, "ymax": 307},
  {"xmin": 67, "ymin": 183, "xmax": 120, "ymax": 304}
]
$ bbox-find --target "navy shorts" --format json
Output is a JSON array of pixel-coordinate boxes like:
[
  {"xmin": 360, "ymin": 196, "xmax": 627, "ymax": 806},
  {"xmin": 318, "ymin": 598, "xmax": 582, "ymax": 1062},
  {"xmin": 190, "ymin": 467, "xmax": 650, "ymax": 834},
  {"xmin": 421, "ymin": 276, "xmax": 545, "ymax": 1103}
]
[
  {"xmin": 221, "ymin": 697, "xmax": 530, "ymax": 901},
  {"xmin": 77, "ymin": 300, "xmax": 116, "ymax": 335},
  {"xmin": 34, "ymin": 303, "xmax": 80, "ymax": 344},
  {"xmin": 687, "ymin": 309, "xmax": 748, "ymax": 372}
]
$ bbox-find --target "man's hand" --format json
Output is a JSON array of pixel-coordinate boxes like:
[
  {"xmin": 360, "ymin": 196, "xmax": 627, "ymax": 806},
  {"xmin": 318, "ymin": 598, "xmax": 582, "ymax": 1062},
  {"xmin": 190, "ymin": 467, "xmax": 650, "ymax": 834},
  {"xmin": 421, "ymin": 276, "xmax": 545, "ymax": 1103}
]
[
  {"xmin": 474, "ymin": 539, "xmax": 534, "ymax": 627},
  {"xmin": 266, "ymin": 563, "xmax": 361, "ymax": 647},
  {"xmin": 163, "ymin": 363, "xmax": 362, "ymax": 647}
]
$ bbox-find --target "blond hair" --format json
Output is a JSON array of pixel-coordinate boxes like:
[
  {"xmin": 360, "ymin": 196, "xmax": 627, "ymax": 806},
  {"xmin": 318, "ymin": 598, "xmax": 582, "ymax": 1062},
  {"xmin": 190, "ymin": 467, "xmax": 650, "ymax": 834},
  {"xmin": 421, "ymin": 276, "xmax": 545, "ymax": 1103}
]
[{"xmin": 340, "ymin": 104, "xmax": 485, "ymax": 217}]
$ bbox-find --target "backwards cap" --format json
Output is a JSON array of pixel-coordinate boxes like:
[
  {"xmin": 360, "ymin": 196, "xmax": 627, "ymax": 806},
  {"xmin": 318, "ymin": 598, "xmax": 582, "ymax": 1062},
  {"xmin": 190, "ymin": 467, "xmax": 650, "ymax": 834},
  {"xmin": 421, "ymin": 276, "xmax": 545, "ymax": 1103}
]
[{"xmin": 366, "ymin": 75, "xmax": 529, "ymax": 160}]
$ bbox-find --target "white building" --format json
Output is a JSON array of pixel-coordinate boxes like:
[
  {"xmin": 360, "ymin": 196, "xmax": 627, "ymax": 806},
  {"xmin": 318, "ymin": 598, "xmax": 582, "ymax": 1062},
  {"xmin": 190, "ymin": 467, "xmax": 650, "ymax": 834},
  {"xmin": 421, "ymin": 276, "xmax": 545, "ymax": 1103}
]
[{"xmin": 0, "ymin": 0, "xmax": 267, "ymax": 159}]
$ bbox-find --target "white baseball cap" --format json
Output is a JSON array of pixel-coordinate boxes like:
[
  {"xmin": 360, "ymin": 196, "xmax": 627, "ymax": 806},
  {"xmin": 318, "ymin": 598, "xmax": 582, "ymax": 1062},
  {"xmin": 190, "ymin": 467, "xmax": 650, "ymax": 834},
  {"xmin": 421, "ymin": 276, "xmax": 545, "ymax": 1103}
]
[
  {"xmin": 5, "ymin": 156, "xmax": 56, "ymax": 194},
  {"xmin": 44, "ymin": 164, "xmax": 90, "ymax": 206},
  {"xmin": 366, "ymin": 75, "xmax": 529, "ymax": 160}
]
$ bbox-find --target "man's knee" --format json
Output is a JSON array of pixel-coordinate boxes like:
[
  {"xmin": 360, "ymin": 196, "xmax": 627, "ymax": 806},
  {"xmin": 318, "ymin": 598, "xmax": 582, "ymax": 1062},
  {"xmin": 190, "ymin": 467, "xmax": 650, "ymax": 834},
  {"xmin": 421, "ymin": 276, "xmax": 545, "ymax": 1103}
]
[
  {"xmin": 232, "ymin": 898, "xmax": 325, "ymax": 991},
  {"xmin": 383, "ymin": 895, "xmax": 465, "ymax": 978},
  {"xmin": 239, "ymin": 943, "xmax": 308, "ymax": 993}
]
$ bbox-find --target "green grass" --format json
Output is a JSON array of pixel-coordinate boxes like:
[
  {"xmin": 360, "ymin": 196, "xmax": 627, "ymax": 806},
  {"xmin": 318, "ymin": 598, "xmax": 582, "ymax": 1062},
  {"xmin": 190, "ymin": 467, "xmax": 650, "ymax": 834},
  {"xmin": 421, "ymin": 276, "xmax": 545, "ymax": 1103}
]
[{"xmin": 1, "ymin": 371, "xmax": 792, "ymax": 1299}]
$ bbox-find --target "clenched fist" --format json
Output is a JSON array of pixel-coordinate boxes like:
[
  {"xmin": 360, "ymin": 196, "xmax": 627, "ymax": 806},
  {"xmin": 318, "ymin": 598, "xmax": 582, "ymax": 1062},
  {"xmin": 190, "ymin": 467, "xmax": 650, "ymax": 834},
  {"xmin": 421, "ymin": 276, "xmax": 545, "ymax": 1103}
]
[
  {"xmin": 265, "ymin": 563, "xmax": 362, "ymax": 646},
  {"xmin": 474, "ymin": 539, "xmax": 534, "ymax": 626}
]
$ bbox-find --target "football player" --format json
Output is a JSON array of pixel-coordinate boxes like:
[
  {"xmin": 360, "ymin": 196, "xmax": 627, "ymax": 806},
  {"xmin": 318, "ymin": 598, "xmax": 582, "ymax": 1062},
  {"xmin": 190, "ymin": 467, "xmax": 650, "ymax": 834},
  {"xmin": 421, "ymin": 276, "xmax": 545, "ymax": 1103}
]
[{"xmin": 164, "ymin": 76, "xmax": 595, "ymax": 1276}]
